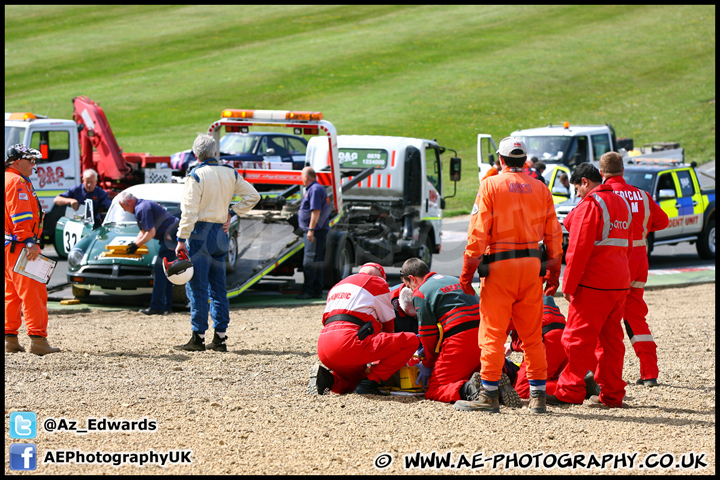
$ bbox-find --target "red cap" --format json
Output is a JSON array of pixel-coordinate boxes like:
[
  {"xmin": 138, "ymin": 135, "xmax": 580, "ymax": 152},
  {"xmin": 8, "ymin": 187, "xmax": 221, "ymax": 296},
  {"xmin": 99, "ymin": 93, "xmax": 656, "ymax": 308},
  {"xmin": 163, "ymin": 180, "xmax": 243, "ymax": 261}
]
[{"xmin": 362, "ymin": 262, "xmax": 386, "ymax": 280}]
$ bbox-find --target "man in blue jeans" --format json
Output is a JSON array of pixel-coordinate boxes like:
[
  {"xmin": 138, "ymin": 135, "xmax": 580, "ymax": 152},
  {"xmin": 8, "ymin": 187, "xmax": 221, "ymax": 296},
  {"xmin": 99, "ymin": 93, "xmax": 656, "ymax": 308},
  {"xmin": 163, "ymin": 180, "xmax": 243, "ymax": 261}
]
[
  {"xmin": 174, "ymin": 134, "xmax": 260, "ymax": 352},
  {"xmin": 297, "ymin": 167, "xmax": 331, "ymax": 300},
  {"xmin": 117, "ymin": 191, "xmax": 179, "ymax": 315}
]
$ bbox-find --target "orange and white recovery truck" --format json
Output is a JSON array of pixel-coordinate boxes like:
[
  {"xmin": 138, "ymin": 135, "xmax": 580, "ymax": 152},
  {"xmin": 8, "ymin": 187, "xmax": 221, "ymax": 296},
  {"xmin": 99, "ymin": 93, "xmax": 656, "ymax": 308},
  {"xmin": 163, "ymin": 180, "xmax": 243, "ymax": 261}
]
[{"xmin": 5, "ymin": 96, "xmax": 174, "ymax": 253}]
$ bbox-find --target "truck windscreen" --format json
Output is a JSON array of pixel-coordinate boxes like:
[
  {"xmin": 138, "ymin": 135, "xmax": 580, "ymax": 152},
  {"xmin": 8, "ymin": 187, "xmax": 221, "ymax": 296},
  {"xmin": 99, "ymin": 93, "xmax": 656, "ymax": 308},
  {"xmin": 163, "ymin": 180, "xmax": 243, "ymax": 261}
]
[
  {"xmin": 519, "ymin": 136, "xmax": 572, "ymax": 162},
  {"xmin": 624, "ymin": 171, "xmax": 655, "ymax": 195},
  {"xmin": 219, "ymin": 134, "xmax": 260, "ymax": 155},
  {"xmin": 5, "ymin": 126, "xmax": 26, "ymax": 151}
]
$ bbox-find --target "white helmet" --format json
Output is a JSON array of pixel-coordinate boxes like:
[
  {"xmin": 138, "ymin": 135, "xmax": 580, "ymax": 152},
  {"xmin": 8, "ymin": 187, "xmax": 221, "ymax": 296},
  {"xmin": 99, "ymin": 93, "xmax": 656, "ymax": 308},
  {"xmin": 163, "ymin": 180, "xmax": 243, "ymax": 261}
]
[{"xmin": 163, "ymin": 250, "xmax": 194, "ymax": 285}]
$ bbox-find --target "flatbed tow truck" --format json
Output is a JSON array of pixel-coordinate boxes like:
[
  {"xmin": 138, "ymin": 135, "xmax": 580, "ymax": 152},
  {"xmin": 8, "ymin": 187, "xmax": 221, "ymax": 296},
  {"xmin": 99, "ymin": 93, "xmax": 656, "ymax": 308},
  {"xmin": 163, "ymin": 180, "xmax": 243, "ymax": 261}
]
[
  {"xmin": 201, "ymin": 109, "xmax": 338, "ymax": 299},
  {"xmin": 209, "ymin": 109, "xmax": 462, "ymax": 298}
]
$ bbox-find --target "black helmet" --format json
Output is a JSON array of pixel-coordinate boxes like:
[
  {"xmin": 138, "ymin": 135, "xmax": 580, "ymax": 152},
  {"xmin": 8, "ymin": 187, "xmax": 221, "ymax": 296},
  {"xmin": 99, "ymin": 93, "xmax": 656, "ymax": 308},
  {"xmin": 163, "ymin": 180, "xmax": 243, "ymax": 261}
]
[{"xmin": 6, "ymin": 143, "xmax": 41, "ymax": 168}]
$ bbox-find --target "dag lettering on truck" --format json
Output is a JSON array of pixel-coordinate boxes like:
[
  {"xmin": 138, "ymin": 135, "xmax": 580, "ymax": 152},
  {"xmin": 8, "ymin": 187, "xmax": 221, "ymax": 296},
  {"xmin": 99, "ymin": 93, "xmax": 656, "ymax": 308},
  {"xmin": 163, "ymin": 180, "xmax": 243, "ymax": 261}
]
[{"xmin": 25, "ymin": 125, "xmax": 81, "ymax": 216}]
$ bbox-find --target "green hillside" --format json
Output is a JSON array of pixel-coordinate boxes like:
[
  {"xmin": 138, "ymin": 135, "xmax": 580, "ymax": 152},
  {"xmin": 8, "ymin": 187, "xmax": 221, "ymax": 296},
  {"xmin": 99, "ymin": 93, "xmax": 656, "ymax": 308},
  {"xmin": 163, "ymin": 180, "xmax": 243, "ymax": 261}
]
[{"xmin": 5, "ymin": 5, "xmax": 715, "ymax": 214}]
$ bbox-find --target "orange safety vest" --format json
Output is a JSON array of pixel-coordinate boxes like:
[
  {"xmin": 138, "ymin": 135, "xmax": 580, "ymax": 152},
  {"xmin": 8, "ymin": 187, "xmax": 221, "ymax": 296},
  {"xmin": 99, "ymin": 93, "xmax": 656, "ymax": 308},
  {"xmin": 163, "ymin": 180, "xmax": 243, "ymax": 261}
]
[{"xmin": 5, "ymin": 168, "xmax": 43, "ymax": 247}]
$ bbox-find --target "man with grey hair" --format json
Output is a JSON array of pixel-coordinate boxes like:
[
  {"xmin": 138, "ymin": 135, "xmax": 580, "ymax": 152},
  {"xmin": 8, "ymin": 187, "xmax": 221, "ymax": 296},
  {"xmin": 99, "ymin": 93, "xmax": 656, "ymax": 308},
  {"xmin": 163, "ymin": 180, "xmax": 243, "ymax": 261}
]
[
  {"xmin": 54, "ymin": 168, "xmax": 111, "ymax": 228},
  {"xmin": 174, "ymin": 134, "xmax": 260, "ymax": 352}
]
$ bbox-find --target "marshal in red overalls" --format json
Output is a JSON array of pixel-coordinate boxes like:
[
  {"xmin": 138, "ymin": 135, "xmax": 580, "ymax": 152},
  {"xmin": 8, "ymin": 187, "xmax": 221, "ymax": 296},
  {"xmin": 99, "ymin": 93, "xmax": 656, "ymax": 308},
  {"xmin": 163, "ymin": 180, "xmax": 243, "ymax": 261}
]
[{"xmin": 556, "ymin": 183, "xmax": 633, "ymax": 407}]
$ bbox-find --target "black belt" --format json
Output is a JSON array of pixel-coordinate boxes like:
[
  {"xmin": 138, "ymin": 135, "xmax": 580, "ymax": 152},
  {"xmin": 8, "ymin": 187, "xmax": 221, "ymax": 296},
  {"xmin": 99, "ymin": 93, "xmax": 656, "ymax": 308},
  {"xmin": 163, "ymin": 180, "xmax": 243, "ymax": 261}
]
[
  {"xmin": 484, "ymin": 248, "xmax": 542, "ymax": 263},
  {"xmin": 324, "ymin": 313, "xmax": 367, "ymax": 328},
  {"xmin": 542, "ymin": 322, "xmax": 565, "ymax": 336},
  {"xmin": 5, "ymin": 233, "xmax": 24, "ymax": 253},
  {"xmin": 435, "ymin": 319, "xmax": 480, "ymax": 353},
  {"xmin": 443, "ymin": 319, "xmax": 480, "ymax": 339},
  {"xmin": 479, "ymin": 246, "xmax": 546, "ymax": 277}
]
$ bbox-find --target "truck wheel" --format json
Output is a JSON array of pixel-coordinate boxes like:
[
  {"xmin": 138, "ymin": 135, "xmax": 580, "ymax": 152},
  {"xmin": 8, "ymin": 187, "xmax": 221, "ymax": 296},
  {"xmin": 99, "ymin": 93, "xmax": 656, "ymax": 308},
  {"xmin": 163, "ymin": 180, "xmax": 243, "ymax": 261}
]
[
  {"xmin": 323, "ymin": 233, "xmax": 354, "ymax": 289},
  {"xmin": 419, "ymin": 235, "xmax": 433, "ymax": 270},
  {"xmin": 71, "ymin": 285, "xmax": 90, "ymax": 298},
  {"xmin": 226, "ymin": 234, "xmax": 238, "ymax": 273},
  {"xmin": 335, "ymin": 240, "xmax": 354, "ymax": 281},
  {"xmin": 696, "ymin": 219, "xmax": 715, "ymax": 259},
  {"xmin": 173, "ymin": 284, "xmax": 188, "ymax": 304}
]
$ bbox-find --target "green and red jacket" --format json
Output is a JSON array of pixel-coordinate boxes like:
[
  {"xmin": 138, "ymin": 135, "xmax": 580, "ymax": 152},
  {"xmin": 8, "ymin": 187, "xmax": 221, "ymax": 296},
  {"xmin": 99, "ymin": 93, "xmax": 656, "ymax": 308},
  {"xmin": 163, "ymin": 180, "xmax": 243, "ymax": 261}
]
[{"xmin": 412, "ymin": 272, "xmax": 480, "ymax": 368}]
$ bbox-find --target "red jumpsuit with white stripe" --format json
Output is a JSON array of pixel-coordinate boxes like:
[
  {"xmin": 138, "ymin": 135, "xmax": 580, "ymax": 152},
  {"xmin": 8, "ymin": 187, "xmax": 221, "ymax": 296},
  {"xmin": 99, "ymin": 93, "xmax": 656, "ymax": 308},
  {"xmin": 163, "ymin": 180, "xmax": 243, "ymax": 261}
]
[
  {"xmin": 510, "ymin": 296, "xmax": 568, "ymax": 399},
  {"xmin": 556, "ymin": 184, "xmax": 633, "ymax": 406},
  {"xmin": 5, "ymin": 168, "xmax": 49, "ymax": 337},
  {"xmin": 604, "ymin": 176, "xmax": 669, "ymax": 380},
  {"xmin": 318, "ymin": 273, "xmax": 419, "ymax": 394}
]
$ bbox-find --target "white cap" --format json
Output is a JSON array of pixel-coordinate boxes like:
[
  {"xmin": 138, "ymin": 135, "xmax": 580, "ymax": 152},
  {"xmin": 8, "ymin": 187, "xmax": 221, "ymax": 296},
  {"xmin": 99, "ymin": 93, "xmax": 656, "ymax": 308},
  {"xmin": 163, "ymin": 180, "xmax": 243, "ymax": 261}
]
[{"xmin": 497, "ymin": 137, "xmax": 527, "ymax": 158}]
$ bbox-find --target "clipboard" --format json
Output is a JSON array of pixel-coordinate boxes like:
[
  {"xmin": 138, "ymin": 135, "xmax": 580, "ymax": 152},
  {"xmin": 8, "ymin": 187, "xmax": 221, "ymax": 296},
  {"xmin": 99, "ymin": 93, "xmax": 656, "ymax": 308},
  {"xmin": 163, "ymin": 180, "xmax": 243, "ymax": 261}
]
[{"xmin": 13, "ymin": 248, "xmax": 57, "ymax": 284}]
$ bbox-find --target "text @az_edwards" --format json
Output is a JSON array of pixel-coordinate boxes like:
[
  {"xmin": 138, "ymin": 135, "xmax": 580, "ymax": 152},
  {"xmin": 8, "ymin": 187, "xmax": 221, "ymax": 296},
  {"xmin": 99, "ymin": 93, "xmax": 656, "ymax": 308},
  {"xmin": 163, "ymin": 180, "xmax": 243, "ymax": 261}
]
[{"xmin": 43, "ymin": 417, "xmax": 157, "ymax": 434}]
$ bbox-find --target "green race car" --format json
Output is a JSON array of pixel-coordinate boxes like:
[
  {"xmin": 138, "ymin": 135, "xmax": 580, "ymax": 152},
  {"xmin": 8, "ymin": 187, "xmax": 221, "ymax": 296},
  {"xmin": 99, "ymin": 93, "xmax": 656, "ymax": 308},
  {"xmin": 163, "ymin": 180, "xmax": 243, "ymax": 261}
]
[{"xmin": 64, "ymin": 183, "xmax": 240, "ymax": 300}]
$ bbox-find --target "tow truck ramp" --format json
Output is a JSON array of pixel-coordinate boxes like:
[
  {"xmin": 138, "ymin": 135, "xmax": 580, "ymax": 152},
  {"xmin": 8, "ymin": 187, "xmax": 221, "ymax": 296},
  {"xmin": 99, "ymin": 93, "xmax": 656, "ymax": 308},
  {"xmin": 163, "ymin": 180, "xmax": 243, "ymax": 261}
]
[{"xmin": 225, "ymin": 214, "xmax": 304, "ymax": 298}]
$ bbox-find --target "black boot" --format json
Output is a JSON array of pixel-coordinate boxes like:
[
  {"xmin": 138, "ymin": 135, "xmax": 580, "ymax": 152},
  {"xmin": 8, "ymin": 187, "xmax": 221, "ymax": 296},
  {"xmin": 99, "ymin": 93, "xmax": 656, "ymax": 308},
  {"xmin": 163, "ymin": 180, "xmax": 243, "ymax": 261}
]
[
  {"xmin": 585, "ymin": 371, "xmax": 601, "ymax": 398},
  {"xmin": 206, "ymin": 332, "xmax": 227, "ymax": 352},
  {"xmin": 459, "ymin": 372, "xmax": 483, "ymax": 401},
  {"xmin": 308, "ymin": 364, "xmax": 335, "ymax": 395},
  {"xmin": 498, "ymin": 372, "xmax": 522, "ymax": 408},
  {"xmin": 353, "ymin": 378, "xmax": 381, "ymax": 395},
  {"xmin": 173, "ymin": 332, "xmax": 205, "ymax": 352}
]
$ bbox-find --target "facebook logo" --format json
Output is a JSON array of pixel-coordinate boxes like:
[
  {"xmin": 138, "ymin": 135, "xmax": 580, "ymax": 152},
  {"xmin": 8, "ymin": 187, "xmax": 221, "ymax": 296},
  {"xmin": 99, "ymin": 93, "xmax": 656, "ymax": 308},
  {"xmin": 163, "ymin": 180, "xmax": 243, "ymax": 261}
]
[
  {"xmin": 9, "ymin": 443, "xmax": 37, "ymax": 471},
  {"xmin": 9, "ymin": 411, "xmax": 37, "ymax": 439}
]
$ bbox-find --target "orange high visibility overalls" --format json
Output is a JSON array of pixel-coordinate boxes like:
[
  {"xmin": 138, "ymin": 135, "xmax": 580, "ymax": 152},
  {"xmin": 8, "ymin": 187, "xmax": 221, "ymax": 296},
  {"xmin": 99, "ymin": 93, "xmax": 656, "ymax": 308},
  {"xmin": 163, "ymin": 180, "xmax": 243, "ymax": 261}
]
[
  {"xmin": 462, "ymin": 166, "xmax": 563, "ymax": 389},
  {"xmin": 5, "ymin": 167, "xmax": 49, "ymax": 337}
]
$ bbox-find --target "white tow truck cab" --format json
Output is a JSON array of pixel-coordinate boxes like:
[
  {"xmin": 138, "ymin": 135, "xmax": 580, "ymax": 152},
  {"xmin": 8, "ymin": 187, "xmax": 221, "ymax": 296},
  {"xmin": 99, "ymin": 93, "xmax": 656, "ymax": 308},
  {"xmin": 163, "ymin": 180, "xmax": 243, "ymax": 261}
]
[
  {"xmin": 477, "ymin": 122, "xmax": 626, "ymax": 203},
  {"xmin": 307, "ymin": 135, "xmax": 461, "ymax": 270}
]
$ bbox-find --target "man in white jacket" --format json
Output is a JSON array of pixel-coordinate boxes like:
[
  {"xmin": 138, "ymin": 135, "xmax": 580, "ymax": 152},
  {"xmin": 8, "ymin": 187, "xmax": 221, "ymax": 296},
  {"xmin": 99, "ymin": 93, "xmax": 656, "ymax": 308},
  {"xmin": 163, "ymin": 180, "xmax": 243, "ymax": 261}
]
[{"xmin": 174, "ymin": 134, "xmax": 260, "ymax": 352}]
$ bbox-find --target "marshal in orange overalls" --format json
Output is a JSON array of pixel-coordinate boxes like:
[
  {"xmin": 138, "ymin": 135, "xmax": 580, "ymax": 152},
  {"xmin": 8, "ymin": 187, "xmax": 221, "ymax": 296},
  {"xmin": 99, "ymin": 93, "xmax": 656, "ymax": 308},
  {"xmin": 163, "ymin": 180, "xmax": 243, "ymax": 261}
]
[
  {"xmin": 461, "ymin": 166, "xmax": 563, "ymax": 393},
  {"xmin": 5, "ymin": 167, "xmax": 49, "ymax": 338}
]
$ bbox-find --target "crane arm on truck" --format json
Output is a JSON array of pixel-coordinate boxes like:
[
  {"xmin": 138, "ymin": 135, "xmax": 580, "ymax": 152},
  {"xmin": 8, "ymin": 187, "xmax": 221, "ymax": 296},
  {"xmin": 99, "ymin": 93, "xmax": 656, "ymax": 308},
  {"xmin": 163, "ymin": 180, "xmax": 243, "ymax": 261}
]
[
  {"xmin": 72, "ymin": 95, "xmax": 172, "ymax": 192},
  {"xmin": 72, "ymin": 95, "xmax": 130, "ymax": 181}
]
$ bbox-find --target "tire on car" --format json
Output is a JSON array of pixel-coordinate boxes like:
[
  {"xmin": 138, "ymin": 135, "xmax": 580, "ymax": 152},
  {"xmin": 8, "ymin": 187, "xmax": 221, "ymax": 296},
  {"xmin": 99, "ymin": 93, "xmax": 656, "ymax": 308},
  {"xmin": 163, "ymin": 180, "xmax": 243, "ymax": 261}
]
[
  {"xmin": 696, "ymin": 218, "xmax": 715, "ymax": 260},
  {"xmin": 226, "ymin": 231, "xmax": 239, "ymax": 273}
]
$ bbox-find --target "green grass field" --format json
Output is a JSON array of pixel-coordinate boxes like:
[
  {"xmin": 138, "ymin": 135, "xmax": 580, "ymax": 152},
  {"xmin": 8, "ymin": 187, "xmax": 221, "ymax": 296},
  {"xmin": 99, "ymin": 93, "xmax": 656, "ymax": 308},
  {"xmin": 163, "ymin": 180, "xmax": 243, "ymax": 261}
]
[{"xmin": 5, "ymin": 5, "xmax": 715, "ymax": 214}]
